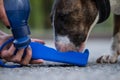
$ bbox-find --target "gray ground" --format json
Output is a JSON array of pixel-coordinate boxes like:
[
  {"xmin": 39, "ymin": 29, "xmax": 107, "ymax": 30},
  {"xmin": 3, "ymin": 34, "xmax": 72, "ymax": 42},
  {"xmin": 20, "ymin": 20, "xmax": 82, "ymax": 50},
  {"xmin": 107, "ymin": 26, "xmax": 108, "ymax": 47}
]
[{"xmin": 0, "ymin": 38, "xmax": 120, "ymax": 80}]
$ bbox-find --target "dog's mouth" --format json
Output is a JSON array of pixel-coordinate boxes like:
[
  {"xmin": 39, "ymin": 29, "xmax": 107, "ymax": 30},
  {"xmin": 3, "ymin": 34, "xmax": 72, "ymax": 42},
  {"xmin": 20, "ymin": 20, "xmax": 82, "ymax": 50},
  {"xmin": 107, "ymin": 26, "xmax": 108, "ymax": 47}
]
[{"xmin": 55, "ymin": 41, "xmax": 85, "ymax": 52}]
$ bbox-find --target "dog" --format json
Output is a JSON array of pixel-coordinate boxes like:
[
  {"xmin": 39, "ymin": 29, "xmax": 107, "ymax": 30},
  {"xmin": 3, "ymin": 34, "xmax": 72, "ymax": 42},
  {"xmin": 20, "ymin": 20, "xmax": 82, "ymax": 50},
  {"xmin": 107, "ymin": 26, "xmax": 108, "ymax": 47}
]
[{"xmin": 51, "ymin": 0, "xmax": 120, "ymax": 63}]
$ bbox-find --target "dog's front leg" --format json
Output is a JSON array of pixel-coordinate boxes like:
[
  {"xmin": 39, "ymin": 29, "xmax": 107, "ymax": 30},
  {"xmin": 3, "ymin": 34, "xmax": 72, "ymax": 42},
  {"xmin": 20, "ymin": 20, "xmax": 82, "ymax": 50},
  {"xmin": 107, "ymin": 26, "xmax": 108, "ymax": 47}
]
[{"xmin": 97, "ymin": 15, "xmax": 120, "ymax": 63}]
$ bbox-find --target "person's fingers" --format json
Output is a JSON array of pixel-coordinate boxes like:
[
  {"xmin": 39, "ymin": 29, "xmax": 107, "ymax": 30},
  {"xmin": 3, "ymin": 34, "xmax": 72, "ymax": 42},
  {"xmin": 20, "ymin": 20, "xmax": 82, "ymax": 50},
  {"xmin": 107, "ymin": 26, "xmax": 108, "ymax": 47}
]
[
  {"xmin": 10, "ymin": 49, "xmax": 24, "ymax": 63},
  {"xmin": 0, "ymin": 44, "xmax": 15, "ymax": 58},
  {"xmin": 0, "ymin": 0, "xmax": 10, "ymax": 28},
  {"xmin": 30, "ymin": 59, "xmax": 44, "ymax": 64},
  {"xmin": 31, "ymin": 39, "xmax": 45, "ymax": 44},
  {"xmin": 21, "ymin": 46, "xmax": 32, "ymax": 65}
]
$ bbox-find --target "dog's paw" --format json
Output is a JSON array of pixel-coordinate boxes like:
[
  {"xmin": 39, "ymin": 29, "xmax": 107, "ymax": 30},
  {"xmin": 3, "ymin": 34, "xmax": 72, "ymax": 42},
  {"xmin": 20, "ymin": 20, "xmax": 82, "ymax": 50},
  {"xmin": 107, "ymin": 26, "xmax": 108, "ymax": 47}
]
[{"xmin": 96, "ymin": 55, "xmax": 118, "ymax": 63}]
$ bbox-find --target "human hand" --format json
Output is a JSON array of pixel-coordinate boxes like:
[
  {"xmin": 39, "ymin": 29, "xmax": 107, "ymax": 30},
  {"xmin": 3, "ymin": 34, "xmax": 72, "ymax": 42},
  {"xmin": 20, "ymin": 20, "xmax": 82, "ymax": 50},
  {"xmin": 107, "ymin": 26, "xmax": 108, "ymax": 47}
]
[{"xmin": 0, "ymin": 31, "xmax": 45, "ymax": 65}]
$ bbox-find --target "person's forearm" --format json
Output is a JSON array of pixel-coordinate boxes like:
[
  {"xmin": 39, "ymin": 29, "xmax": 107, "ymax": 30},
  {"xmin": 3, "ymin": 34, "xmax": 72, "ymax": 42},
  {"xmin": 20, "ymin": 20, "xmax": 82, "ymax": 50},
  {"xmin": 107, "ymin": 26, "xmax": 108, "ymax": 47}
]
[{"xmin": 0, "ymin": 0, "xmax": 10, "ymax": 28}]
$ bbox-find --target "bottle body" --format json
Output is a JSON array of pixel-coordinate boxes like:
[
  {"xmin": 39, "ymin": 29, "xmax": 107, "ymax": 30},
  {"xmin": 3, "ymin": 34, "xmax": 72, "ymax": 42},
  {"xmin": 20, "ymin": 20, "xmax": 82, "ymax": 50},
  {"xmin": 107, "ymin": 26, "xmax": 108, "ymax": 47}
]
[{"xmin": 4, "ymin": 0, "xmax": 31, "ymax": 49}]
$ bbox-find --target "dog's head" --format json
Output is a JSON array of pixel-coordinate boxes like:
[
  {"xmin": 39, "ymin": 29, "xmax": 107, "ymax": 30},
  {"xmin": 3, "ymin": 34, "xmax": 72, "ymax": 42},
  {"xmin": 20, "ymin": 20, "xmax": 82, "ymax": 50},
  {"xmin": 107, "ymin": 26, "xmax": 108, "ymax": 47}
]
[{"xmin": 51, "ymin": 0, "xmax": 98, "ymax": 52}]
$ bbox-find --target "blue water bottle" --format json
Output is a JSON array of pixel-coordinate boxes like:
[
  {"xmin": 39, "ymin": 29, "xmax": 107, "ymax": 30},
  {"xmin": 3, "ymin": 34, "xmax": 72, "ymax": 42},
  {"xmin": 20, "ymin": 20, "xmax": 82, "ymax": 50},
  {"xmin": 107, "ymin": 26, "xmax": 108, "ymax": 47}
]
[{"xmin": 4, "ymin": 0, "xmax": 31, "ymax": 49}]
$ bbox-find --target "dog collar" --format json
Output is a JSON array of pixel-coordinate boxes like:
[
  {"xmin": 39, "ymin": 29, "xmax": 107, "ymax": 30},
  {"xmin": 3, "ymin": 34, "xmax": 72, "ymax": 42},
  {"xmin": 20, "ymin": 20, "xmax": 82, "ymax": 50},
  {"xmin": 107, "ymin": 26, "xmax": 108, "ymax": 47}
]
[{"xmin": 95, "ymin": 0, "xmax": 111, "ymax": 23}]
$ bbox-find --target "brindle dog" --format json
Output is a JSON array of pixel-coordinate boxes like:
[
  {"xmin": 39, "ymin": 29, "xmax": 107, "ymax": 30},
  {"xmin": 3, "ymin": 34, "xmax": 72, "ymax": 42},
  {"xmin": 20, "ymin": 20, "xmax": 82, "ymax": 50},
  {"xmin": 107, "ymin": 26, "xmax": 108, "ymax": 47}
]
[{"xmin": 51, "ymin": 0, "xmax": 120, "ymax": 63}]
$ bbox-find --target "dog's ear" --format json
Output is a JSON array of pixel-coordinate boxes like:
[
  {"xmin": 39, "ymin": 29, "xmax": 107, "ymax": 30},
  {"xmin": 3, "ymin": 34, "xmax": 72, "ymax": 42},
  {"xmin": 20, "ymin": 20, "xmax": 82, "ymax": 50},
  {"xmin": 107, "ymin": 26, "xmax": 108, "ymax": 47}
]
[{"xmin": 95, "ymin": 0, "xmax": 111, "ymax": 23}]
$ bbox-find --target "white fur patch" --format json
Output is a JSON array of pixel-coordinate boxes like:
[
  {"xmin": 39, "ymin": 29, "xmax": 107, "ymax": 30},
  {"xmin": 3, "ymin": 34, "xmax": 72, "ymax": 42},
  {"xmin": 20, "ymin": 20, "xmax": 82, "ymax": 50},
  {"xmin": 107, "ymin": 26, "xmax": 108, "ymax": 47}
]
[
  {"xmin": 52, "ymin": 9, "xmax": 56, "ymax": 41},
  {"xmin": 52, "ymin": 11, "xmax": 55, "ymax": 32},
  {"xmin": 56, "ymin": 35, "xmax": 71, "ymax": 44},
  {"xmin": 85, "ymin": 13, "xmax": 99, "ymax": 42}
]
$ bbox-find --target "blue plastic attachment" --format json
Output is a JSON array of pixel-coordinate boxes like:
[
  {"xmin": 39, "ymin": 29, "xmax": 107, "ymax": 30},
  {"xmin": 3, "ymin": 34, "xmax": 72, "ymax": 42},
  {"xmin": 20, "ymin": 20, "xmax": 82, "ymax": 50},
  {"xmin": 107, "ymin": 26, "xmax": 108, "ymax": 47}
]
[
  {"xmin": 30, "ymin": 42, "xmax": 89, "ymax": 66},
  {"xmin": 0, "ymin": 38, "xmax": 89, "ymax": 68}
]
